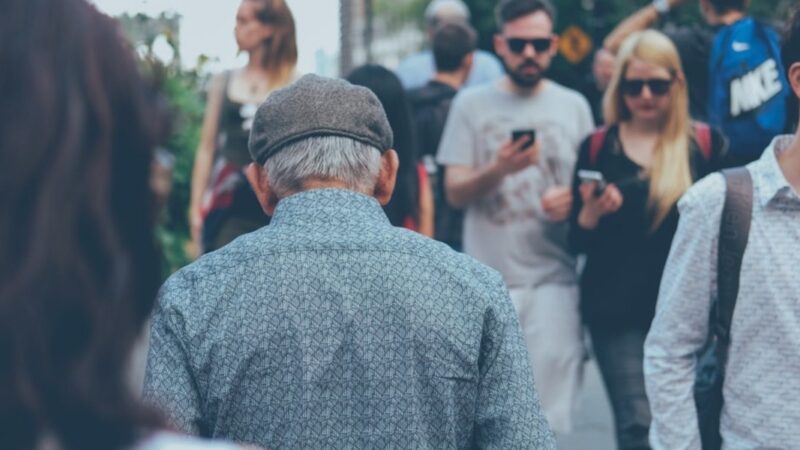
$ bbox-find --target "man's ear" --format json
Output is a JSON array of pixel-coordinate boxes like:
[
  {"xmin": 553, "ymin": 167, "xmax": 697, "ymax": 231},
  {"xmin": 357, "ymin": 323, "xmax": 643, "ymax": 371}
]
[
  {"xmin": 462, "ymin": 52, "xmax": 475, "ymax": 76},
  {"xmin": 373, "ymin": 149, "xmax": 399, "ymax": 206},
  {"xmin": 789, "ymin": 62, "xmax": 800, "ymax": 100},
  {"xmin": 245, "ymin": 163, "xmax": 279, "ymax": 216},
  {"xmin": 548, "ymin": 36, "xmax": 560, "ymax": 58},
  {"xmin": 493, "ymin": 33, "xmax": 507, "ymax": 57}
]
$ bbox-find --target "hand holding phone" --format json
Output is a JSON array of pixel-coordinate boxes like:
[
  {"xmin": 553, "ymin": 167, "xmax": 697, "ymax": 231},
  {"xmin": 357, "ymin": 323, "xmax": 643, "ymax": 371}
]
[
  {"xmin": 578, "ymin": 169, "xmax": 607, "ymax": 196},
  {"xmin": 577, "ymin": 171, "xmax": 624, "ymax": 229},
  {"xmin": 511, "ymin": 129, "xmax": 536, "ymax": 151}
]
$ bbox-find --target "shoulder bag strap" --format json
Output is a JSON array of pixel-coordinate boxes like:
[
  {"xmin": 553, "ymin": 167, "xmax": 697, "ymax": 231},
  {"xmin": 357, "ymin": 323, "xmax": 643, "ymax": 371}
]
[
  {"xmin": 715, "ymin": 167, "xmax": 754, "ymax": 372},
  {"xmin": 589, "ymin": 127, "xmax": 608, "ymax": 165}
]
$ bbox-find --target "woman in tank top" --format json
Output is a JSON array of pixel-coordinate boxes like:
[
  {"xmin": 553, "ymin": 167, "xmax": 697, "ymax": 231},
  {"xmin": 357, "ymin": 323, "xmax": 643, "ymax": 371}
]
[{"xmin": 189, "ymin": 0, "xmax": 297, "ymax": 255}]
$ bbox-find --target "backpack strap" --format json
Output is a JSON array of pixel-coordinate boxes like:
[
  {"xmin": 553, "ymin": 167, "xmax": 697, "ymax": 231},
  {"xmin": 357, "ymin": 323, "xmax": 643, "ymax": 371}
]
[
  {"xmin": 693, "ymin": 122, "xmax": 713, "ymax": 161},
  {"xmin": 714, "ymin": 167, "xmax": 753, "ymax": 375},
  {"xmin": 588, "ymin": 127, "xmax": 608, "ymax": 166}
]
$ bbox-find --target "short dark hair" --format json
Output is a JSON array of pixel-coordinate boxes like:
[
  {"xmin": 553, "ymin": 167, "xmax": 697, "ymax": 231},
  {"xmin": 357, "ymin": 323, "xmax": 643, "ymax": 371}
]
[
  {"xmin": 782, "ymin": 4, "xmax": 800, "ymax": 129},
  {"xmin": 495, "ymin": 0, "xmax": 556, "ymax": 28},
  {"xmin": 432, "ymin": 21, "xmax": 477, "ymax": 72},
  {"xmin": 707, "ymin": 0, "xmax": 748, "ymax": 14}
]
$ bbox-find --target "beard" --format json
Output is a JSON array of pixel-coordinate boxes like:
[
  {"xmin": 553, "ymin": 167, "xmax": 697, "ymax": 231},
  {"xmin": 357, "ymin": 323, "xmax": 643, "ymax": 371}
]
[{"xmin": 504, "ymin": 58, "xmax": 544, "ymax": 89}]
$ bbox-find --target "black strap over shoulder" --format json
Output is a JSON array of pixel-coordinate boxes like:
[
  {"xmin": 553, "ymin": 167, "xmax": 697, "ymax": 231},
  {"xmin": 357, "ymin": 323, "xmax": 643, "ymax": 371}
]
[{"xmin": 714, "ymin": 167, "xmax": 754, "ymax": 371}]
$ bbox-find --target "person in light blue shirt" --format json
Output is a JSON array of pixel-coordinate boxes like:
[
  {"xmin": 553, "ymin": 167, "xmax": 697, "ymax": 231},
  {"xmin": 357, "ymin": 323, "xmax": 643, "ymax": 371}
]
[
  {"xmin": 396, "ymin": 0, "xmax": 504, "ymax": 89},
  {"xmin": 143, "ymin": 74, "xmax": 555, "ymax": 449}
]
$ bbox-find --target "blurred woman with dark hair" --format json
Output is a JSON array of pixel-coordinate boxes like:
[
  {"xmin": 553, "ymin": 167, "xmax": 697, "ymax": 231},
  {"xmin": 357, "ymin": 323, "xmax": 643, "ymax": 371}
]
[
  {"xmin": 189, "ymin": 0, "xmax": 298, "ymax": 255},
  {"xmin": 347, "ymin": 65, "xmax": 435, "ymax": 237},
  {"xmin": 0, "ymin": 0, "xmax": 245, "ymax": 449}
]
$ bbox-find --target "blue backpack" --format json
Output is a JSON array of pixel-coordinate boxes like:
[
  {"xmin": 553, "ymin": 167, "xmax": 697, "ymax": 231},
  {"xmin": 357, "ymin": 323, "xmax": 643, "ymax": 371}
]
[{"xmin": 708, "ymin": 17, "xmax": 790, "ymax": 160}]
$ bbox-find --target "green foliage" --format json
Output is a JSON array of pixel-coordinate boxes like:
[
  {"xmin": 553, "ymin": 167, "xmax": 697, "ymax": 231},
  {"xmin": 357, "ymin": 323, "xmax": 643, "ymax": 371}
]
[
  {"xmin": 157, "ymin": 68, "xmax": 206, "ymax": 276},
  {"xmin": 375, "ymin": 0, "xmax": 427, "ymax": 31}
]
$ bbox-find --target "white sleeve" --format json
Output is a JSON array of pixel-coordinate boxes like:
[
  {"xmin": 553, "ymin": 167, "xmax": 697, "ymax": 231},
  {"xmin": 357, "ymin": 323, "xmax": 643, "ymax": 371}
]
[
  {"xmin": 576, "ymin": 94, "xmax": 595, "ymax": 145},
  {"xmin": 435, "ymin": 92, "xmax": 479, "ymax": 168},
  {"xmin": 644, "ymin": 173, "xmax": 726, "ymax": 450}
]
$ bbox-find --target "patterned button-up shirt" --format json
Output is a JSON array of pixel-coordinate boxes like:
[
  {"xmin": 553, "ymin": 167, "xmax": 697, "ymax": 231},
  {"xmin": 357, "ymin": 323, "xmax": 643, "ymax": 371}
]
[
  {"xmin": 144, "ymin": 189, "xmax": 555, "ymax": 449},
  {"xmin": 644, "ymin": 136, "xmax": 800, "ymax": 449}
]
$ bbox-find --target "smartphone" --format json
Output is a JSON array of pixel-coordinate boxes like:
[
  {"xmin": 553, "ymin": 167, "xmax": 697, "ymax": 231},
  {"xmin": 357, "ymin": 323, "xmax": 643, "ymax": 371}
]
[
  {"xmin": 578, "ymin": 169, "xmax": 607, "ymax": 196},
  {"xmin": 511, "ymin": 129, "xmax": 536, "ymax": 151}
]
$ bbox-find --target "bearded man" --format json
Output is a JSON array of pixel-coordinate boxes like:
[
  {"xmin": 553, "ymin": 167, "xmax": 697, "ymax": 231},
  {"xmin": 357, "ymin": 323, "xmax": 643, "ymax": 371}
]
[{"xmin": 436, "ymin": 0, "xmax": 594, "ymax": 435}]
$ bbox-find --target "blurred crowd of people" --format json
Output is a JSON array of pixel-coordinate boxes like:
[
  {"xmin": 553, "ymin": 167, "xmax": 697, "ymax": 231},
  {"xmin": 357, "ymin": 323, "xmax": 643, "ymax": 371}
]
[{"xmin": 2, "ymin": 0, "xmax": 800, "ymax": 449}]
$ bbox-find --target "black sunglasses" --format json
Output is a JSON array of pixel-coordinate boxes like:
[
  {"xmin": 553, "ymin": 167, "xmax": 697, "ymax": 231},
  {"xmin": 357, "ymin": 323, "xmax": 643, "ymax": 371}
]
[
  {"xmin": 620, "ymin": 78, "xmax": 673, "ymax": 97},
  {"xmin": 505, "ymin": 37, "xmax": 553, "ymax": 54}
]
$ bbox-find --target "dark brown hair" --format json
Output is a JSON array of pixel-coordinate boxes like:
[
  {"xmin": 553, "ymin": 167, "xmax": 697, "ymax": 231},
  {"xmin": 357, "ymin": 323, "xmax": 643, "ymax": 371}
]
[
  {"xmin": 495, "ymin": 0, "xmax": 556, "ymax": 28},
  {"xmin": 250, "ymin": 0, "xmax": 298, "ymax": 89},
  {"xmin": 783, "ymin": 4, "xmax": 800, "ymax": 131},
  {"xmin": 433, "ymin": 21, "xmax": 477, "ymax": 72},
  {"xmin": 0, "ymin": 0, "xmax": 167, "ymax": 448},
  {"xmin": 346, "ymin": 65, "xmax": 421, "ymax": 227}
]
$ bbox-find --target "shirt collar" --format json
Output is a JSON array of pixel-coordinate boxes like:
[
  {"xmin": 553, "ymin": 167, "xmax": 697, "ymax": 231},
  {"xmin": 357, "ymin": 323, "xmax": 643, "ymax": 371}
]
[
  {"xmin": 269, "ymin": 188, "xmax": 391, "ymax": 228},
  {"xmin": 752, "ymin": 135, "xmax": 800, "ymax": 208}
]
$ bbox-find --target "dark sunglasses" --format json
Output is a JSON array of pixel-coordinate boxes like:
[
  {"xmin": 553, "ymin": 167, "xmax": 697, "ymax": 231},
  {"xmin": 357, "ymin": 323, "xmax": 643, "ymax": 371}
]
[
  {"xmin": 505, "ymin": 37, "xmax": 553, "ymax": 54},
  {"xmin": 620, "ymin": 78, "xmax": 673, "ymax": 97}
]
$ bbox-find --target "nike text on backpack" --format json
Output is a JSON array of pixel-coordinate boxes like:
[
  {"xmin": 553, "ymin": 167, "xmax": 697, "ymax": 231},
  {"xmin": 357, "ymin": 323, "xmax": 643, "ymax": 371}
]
[{"xmin": 708, "ymin": 18, "xmax": 790, "ymax": 161}]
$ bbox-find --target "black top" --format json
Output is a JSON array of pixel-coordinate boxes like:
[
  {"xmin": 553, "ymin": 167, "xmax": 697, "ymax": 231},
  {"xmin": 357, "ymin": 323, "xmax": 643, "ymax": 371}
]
[
  {"xmin": 217, "ymin": 72, "xmax": 259, "ymax": 167},
  {"xmin": 665, "ymin": 24, "xmax": 722, "ymax": 121},
  {"xmin": 407, "ymin": 80, "xmax": 458, "ymax": 158},
  {"xmin": 569, "ymin": 124, "xmax": 727, "ymax": 333},
  {"xmin": 408, "ymin": 80, "xmax": 464, "ymax": 244}
]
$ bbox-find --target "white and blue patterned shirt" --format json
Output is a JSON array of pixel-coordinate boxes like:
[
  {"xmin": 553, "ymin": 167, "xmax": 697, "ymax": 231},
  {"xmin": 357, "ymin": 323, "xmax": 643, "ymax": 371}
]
[
  {"xmin": 645, "ymin": 136, "xmax": 800, "ymax": 450},
  {"xmin": 143, "ymin": 188, "xmax": 555, "ymax": 449}
]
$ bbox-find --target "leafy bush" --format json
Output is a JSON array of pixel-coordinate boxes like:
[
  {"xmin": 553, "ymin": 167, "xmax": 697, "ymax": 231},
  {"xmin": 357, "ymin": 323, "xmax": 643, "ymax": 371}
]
[{"xmin": 157, "ymin": 68, "xmax": 207, "ymax": 276}]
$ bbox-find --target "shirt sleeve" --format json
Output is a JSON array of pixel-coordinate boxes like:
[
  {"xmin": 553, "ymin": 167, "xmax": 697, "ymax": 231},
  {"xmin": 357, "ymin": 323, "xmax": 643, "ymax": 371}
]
[
  {"xmin": 395, "ymin": 52, "xmax": 431, "ymax": 90},
  {"xmin": 473, "ymin": 273, "xmax": 557, "ymax": 449},
  {"xmin": 436, "ymin": 92, "xmax": 478, "ymax": 168},
  {"xmin": 575, "ymin": 95, "xmax": 596, "ymax": 145},
  {"xmin": 568, "ymin": 136, "xmax": 596, "ymax": 253},
  {"xmin": 143, "ymin": 274, "xmax": 205, "ymax": 436},
  {"xmin": 644, "ymin": 173, "xmax": 726, "ymax": 450}
]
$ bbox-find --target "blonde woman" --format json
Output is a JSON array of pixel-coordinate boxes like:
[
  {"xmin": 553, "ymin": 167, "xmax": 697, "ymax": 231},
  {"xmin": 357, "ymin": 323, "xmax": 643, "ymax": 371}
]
[
  {"xmin": 189, "ymin": 0, "xmax": 297, "ymax": 255},
  {"xmin": 568, "ymin": 30, "xmax": 726, "ymax": 450}
]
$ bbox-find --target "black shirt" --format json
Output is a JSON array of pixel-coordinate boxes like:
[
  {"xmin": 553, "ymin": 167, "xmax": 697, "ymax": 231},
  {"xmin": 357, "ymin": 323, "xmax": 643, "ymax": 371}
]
[
  {"xmin": 408, "ymin": 80, "xmax": 464, "ymax": 245},
  {"xmin": 569, "ymin": 124, "xmax": 727, "ymax": 333},
  {"xmin": 665, "ymin": 24, "xmax": 722, "ymax": 121},
  {"xmin": 407, "ymin": 80, "xmax": 458, "ymax": 158}
]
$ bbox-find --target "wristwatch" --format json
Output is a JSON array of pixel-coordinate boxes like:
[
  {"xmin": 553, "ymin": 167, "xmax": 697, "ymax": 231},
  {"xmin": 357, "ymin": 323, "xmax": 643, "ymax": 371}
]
[{"xmin": 652, "ymin": 0, "xmax": 670, "ymax": 15}]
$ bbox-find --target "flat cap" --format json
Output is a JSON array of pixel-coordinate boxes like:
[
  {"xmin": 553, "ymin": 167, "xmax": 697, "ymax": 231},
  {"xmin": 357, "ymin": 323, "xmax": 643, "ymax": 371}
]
[{"xmin": 248, "ymin": 74, "xmax": 394, "ymax": 165}]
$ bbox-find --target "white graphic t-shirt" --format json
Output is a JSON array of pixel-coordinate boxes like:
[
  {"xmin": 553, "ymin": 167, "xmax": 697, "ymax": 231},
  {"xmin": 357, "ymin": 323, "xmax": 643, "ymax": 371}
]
[{"xmin": 437, "ymin": 80, "xmax": 594, "ymax": 287}]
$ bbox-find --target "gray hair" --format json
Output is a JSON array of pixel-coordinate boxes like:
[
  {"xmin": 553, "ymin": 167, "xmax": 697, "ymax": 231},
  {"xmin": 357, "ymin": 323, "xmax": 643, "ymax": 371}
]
[
  {"xmin": 264, "ymin": 135, "xmax": 383, "ymax": 198},
  {"xmin": 425, "ymin": 0, "xmax": 470, "ymax": 28}
]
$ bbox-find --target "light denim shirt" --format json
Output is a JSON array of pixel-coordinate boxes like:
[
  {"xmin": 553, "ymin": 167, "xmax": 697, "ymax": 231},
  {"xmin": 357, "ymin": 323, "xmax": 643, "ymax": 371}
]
[
  {"xmin": 144, "ymin": 189, "xmax": 555, "ymax": 449},
  {"xmin": 395, "ymin": 49, "xmax": 504, "ymax": 90},
  {"xmin": 645, "ymin": 136, "xmax": 800, "ymax": 449}
]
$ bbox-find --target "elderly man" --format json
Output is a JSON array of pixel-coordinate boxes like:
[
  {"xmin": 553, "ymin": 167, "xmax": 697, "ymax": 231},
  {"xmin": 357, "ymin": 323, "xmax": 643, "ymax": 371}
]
[{"xmin": 143, "ymin": 75, "xmax": 555, "ymax": 449}]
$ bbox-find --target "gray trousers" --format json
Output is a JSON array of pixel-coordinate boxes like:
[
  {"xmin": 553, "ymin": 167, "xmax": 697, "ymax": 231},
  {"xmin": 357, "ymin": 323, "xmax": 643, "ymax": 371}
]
[{"xmin": 591, "ymin": 328, "xmax": 652, "ymax": 450}]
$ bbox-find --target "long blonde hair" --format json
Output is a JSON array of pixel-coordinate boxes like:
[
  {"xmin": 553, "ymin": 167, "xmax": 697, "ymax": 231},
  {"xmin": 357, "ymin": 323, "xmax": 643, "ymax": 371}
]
[
  {"xmin": 250, "ymin": 0, "xmax": 298, "ymax": 89},
  {"xmin": 603, "ymin": 30, "xmax": 692, "ymax": 230}
]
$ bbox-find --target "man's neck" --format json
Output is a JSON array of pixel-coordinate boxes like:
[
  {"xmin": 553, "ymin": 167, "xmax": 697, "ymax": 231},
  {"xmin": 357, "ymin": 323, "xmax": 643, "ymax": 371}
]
[
  {"xmin": 432, "ymin": 72, "xmax": 465, "ymax": 90},
  {"xmin": 500, "ymin": 76, "xmax": 546, "ymax": 97},
  {"xmin": 778, "ymin": 128, "xmax": 800, "ymax": 194}
]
